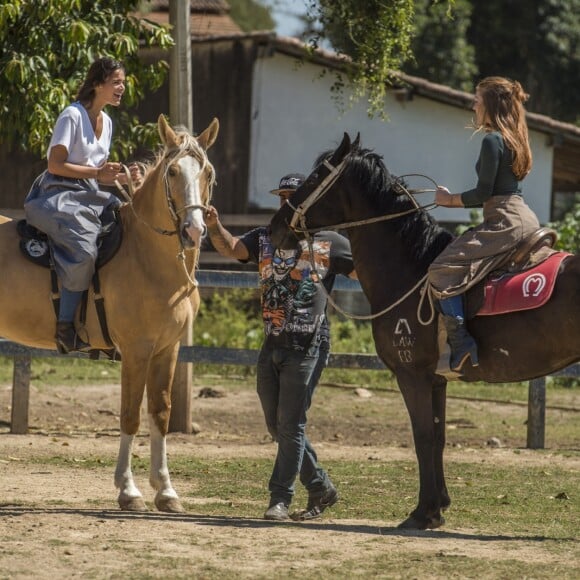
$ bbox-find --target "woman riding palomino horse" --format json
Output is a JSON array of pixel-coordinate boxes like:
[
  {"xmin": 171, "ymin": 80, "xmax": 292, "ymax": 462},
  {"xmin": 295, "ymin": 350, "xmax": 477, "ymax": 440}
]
[
  {"xmin": 0, "ymin": 114, "xmax": 219, "ymax": 512},
  {"xmin": 268, "ymin": 86, "xmax": 580, "ymax": 529},
  {"xmin": 429, "ymin": 77, "xmax": 540, "ymax": 373},
  {"xmin": 24, "ymin": 57, "xmax": 142, "ymax": 355}
]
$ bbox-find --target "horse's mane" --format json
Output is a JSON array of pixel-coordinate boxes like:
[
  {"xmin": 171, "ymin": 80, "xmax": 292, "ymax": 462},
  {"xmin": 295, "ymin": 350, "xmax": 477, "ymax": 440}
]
[
  {"xmin": 141, "ymin": 126, "xmax": 216, "ymax": 201},
  {"xmin": 315, "ymin": 144, "xmax": 453, "ymax": 265}
]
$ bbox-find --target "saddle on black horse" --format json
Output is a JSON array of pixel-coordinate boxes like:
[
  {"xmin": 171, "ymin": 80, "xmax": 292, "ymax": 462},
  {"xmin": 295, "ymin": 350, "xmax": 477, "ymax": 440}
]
[
  {"xmin": 17, "ymin": 207, "xmax": 123, "ymax": 360},
  {"xmin": 437, "ymin": 226, "xmax": 566, "ymax": 377},
  {"xmin": 465, "ymin": 226, "xmax": 564, "ymax": 319}
]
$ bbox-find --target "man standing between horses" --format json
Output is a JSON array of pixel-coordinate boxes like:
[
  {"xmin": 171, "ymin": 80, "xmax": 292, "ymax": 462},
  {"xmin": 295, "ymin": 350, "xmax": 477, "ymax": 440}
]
[{"xmin": 205, "ymin": 174, "xmax": 356, "ymax": 521}]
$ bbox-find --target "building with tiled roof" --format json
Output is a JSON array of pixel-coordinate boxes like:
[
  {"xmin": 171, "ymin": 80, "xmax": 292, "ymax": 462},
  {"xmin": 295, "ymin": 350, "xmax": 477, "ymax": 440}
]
[{"xmin": 135, "ymin": 0, "xmax": 243, "ymax": 37}]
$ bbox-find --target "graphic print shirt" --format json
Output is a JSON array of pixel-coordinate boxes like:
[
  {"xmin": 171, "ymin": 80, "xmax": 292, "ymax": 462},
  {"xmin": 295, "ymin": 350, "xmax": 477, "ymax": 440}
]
[{"xmin": 239, "ymin": 228, "xmax": 354, "ymax": 351}]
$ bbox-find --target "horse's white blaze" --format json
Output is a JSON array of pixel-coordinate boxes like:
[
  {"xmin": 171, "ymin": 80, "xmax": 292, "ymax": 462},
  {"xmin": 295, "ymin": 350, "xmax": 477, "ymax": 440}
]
[
  {"xmin": 148, "ymin": 416, "xmax": 179, "ymax": 499},
  {"xmin": 179, "ymin": 156, "xmax": 206, "ymax": 248},
  {"xmin": 114, "ymin": 432, "xmax": 143, "ymax": 500}
]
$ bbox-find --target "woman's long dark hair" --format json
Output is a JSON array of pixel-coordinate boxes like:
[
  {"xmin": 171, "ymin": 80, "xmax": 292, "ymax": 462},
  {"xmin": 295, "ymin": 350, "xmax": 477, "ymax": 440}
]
[{"xmin": 76, "ymin": 57, "xmax": 124, "ymax": 105}]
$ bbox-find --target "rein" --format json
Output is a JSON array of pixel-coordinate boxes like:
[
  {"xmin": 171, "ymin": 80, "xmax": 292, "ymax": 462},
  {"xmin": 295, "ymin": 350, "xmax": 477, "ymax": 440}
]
[{"xmin": 287, "ymin": 156, "xmax": 439, "ymax": 322}]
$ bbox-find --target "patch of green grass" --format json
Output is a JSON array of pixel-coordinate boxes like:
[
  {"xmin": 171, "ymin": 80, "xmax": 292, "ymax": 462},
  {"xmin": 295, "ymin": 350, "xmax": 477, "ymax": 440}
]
[{"xmin": 25, "ymin": 454, "xmax": 579, "ymax": 542}]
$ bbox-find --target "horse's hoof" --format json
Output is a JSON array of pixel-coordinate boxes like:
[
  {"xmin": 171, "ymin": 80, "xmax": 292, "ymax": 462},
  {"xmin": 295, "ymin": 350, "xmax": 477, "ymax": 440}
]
[
  {"xmin": 119, "ymin": 496, "xmax": 148, "ymax": 512},
  {"xmin": 426, "ymin": 515, "xmax": 445, "ymax": 529},
  {"xmin": 397, "ymin": 515, "xmax": 428, "ymax": 530},
  {"xmin": 398, "ymin": 513, "xmax": 444, "ymax": 530},
  {"xmin": 155, "ymin": 496, "xmax": 186, "ymax": 513}
]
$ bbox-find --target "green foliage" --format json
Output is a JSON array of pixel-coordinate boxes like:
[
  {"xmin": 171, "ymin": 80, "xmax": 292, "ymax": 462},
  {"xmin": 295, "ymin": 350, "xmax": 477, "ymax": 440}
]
[
  {"xmin": 468, "ymin": 0, "xmax": 580, "ymax": 123},
  {"xmin": 228, "ymin": 0, "xmax": 275, "ymax": 32},
  {"xmin": 549, "ymin": 202, "xmax": 580, "ymax": 253},
  {"xmin": 404, "ymin": 0, "xmax": 477, "ymax": 92},
  {"xmin": 195, "ymin": 288, "xmax": 263, "ymax": 350},
  {"xmin": 302, "ymin": 0, "xmax": 418, "ymax": 118},
  {"xmin": 0, "ymin": 0, "xmax": 174, "ymax": 157}
]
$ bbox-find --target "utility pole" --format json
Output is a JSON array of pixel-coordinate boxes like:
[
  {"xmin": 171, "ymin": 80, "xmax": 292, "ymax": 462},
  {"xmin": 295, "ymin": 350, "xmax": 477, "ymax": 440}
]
[
  {"xmin": 168, "ymin": 0, "xmax": 193, "ymax": 433},
  {"xmin": 169, "ymin": 0, "xmax": 192, "ymax": 131}
]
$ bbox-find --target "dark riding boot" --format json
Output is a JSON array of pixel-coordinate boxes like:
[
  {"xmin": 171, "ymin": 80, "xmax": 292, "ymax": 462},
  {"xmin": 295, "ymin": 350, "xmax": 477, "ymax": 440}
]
[
  {"xmin": 55, "ymin": 322, "xmax": 91, "ymax": 355},
  {"xmin": 438, "ymin": 295, "xmax": 478, "ymax": 371}
]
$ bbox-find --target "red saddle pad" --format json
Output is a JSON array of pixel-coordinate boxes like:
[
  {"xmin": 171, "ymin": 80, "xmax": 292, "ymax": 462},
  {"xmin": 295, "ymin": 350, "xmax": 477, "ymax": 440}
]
[{"xmin": 477, "ymin": 252, "xmax": 571, "ymax": 316}]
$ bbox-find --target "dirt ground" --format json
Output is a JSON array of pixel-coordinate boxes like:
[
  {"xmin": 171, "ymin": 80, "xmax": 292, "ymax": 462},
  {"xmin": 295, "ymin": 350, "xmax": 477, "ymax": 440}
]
[{"xmin": 1, "ymin": 381, "xmax": 579, "ymax": 579}]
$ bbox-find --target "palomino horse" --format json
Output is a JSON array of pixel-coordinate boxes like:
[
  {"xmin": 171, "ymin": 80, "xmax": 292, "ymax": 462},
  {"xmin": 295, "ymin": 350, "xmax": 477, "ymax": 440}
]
[
  {"xmin": 0, "ymin": 115, "xmax": 218, "ymax": 512},
  {"xmin": 270, "ymin": 132, "xmax": 580, "ymax": 529}
]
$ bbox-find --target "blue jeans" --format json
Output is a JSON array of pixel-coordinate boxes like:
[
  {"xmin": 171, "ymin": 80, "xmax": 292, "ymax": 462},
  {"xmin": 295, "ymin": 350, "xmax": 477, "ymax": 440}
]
[{"xmin": 257, "ymin": 338, "xmax": 331, "ymax": 505}]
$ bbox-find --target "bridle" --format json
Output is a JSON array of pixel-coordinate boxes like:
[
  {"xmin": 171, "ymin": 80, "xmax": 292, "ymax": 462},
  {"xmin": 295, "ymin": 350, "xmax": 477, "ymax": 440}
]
[
  {"xmin": 115, "ymin": 145, "xmax": 213, "ymax": 288},
  {"xmin": 117, "ymin": 149, "xmax": 210, "ymax": 239},
  {"xmin": 161, "ymin": 148, "xmax": 209, "ymax": 238},
  {"xmin": 283, "ymin": 154, "xmax": 439, "ymax": 323},
  {"xmin": 286, "ymin": 155, "xmax": 438, "ymax": 237}
]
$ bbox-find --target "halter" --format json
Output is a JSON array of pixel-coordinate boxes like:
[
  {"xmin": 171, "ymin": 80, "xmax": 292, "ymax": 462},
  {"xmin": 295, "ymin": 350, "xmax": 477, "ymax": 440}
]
[{"xmin": 284, "ymin": 155, "xmax": 439, "ymax": 322}]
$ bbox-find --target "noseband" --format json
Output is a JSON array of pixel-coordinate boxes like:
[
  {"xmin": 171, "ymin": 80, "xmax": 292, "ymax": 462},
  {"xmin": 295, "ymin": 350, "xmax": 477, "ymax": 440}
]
[{"xmin": 287, "ymin": 158, "xmax": 347, "ymax": 232}]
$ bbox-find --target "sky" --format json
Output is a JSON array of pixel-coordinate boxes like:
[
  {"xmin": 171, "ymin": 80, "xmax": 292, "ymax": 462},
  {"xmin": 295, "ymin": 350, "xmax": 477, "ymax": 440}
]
[{"xmin": 261, "ymin": 0, "xmax": 307, "ymax": 38}]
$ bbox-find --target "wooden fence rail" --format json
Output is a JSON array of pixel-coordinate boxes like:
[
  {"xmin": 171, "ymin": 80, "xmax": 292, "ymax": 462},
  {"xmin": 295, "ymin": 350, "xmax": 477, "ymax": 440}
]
[{"xmin": 1, "ymin": 270, "xmax": 577, "ymax": 448}]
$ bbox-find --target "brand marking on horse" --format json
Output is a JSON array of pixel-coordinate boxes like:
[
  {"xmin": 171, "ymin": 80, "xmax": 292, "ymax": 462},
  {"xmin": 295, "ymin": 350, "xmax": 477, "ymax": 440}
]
[
  {"xmin": 394, "ymin": 319, "xmax": 412, "ymax": 334},
  {"xmin": 522, "ymin": 273, "xmax": 546, "ymax": 297},
  {"xmin": 394, "ymin": 318, "xmax": 415, "ymax": 362}
]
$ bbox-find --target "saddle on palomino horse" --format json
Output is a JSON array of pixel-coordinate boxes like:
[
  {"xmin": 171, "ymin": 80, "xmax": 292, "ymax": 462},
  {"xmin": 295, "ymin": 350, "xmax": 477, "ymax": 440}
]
[
  {"xmin": 17, "ymin": 207, "xmax": 123, "ymax": 360},
  {"xmin": 437, "ymin": 227, "xmax": 568, "ymax": 378}
]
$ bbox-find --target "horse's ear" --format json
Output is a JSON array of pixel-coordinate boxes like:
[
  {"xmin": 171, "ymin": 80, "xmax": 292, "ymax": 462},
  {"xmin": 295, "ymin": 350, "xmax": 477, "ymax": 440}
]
[
  {"xmin": 158, "ymin": 114, "xmax": 179, "ymax": 149},
  {"xmin": 352, "ymin": 132, "xmax": 360, "ymax": 147},
  {"xmin": 333, "ymin": 132, "xmax": 352, "ymax": 162},
  {"xmin": 196, "ymin": 118, "xmax": 219, "ymax": 150}
]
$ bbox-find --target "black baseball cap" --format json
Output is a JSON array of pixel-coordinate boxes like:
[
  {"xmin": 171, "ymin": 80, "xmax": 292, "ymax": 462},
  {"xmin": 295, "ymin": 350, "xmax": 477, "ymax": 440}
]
[{"xmin": 269, "ymin": 173, "xmax": 305, "ymax": 195}]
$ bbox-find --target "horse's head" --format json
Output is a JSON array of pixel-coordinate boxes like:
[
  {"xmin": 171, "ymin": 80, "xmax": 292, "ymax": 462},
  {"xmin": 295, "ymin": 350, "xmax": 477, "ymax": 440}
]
[
  {"xmin": 157, "ymin": 114, "xmax": 219, "ymax": 250},
  {"xmin": 270, "ymin": 132, "xmax": 357, "ymax": 249}
]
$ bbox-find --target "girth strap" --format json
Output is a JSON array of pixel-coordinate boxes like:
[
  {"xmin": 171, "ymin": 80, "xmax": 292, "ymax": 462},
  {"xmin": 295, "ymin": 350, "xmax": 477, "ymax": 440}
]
[
  {"xmin": 91, "ymin": 270, "xmax": 115, "ymax": 348},
  {"xmin": 71, "ymin": 270, "xmax": 120, "ymax": 361}
]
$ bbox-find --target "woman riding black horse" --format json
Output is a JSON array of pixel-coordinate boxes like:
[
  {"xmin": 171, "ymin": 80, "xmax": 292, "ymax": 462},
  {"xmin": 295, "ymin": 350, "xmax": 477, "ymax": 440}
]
[{"xmin": 429, "ymin": 77, "xmax": 540, "ymax": 373}]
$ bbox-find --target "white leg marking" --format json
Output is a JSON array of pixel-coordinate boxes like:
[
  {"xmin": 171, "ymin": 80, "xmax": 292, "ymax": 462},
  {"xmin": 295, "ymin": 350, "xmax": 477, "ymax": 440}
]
[
  {"xmin": 115, "ymin": 432, "xmax": 143, "ymax": 501},
  {"xmin": 149, "ymin": 415, "xmax": 179, "ymax": 501}
]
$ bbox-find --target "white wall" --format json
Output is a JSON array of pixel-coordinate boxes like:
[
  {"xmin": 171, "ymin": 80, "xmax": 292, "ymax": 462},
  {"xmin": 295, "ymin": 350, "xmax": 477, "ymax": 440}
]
[{"xmin": 249, "ymin": 53, "xmax": 554, "ymax": 223}]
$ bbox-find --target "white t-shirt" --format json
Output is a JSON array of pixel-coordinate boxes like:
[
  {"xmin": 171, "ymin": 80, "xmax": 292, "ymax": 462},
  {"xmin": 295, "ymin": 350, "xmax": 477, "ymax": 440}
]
[{"xmin": 47, "ymin": 101, "xmax": 112, "ymax": 168}]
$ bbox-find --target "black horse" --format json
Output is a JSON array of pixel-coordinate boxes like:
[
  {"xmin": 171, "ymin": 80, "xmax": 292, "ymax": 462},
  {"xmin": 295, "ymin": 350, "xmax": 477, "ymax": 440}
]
[{"xmin": 270, "ymin": 132, "xmax": 580, "ymax": 530}]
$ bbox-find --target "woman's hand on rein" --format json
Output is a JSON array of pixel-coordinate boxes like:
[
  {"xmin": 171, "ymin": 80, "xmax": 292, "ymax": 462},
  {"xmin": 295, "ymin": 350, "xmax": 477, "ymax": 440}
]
[
  {"xmin": 434, "ymin": 186, "xmax": 463, "ymax": 208},
  {"xmin": 96, "ymin": 162, "xmax": 122, "ymax": 184}
]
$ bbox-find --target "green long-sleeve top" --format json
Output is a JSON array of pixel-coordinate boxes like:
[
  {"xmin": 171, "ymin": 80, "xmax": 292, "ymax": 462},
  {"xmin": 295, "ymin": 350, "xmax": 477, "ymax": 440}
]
[{"xmin": 460, "ymin": 131, "xmax": 522, "ymax": 208}]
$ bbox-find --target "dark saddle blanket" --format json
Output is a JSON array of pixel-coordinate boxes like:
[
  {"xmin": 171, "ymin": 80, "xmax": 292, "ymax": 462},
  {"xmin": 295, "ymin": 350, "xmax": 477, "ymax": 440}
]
[{"xmin": 17, "ymin": 207, "xmax": 123, "ymax": 268}]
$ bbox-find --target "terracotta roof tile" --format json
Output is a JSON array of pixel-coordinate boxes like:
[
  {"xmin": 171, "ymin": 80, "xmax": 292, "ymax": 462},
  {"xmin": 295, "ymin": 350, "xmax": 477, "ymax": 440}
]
[
  {"xmin": 144, "ymin": 0, "xmax": 231, "ymax": 14},
  {"xmin": 134, "ymin": 1, "xmax": 241, "ymax": 36}
]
